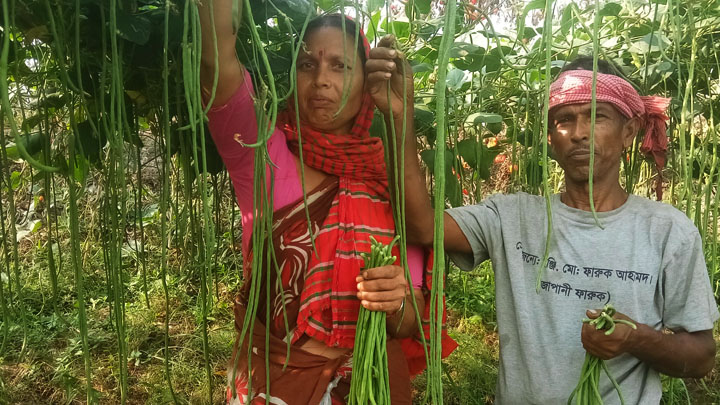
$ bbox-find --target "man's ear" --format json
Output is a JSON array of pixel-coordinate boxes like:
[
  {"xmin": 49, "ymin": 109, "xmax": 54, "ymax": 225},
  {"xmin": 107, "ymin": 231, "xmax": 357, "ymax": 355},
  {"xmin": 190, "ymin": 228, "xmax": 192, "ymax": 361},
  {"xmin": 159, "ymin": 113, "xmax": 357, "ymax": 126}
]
[{"xmin": 622, "ymin": 116, "xmax": 642, "ymax": 148}]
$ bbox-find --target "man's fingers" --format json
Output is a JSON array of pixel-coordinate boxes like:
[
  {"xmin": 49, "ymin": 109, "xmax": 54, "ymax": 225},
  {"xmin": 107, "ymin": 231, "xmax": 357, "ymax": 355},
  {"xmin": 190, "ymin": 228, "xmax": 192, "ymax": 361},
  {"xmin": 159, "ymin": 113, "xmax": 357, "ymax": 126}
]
[{"xmin": 586, "ymin": 309, "xmax": 601, "ymax": 319}]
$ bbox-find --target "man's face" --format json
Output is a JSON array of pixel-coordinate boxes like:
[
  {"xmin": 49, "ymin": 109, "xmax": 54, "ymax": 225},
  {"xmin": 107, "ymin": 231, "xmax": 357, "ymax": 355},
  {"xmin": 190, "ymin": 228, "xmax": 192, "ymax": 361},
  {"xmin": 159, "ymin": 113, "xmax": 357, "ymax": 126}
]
[
  {"xmin": 549, "ymin": 102, "xmax": 637, "ymax": 184},
  {"xmin": 295, "ymin": 27, "xmax": 365, "ymax": 134}
]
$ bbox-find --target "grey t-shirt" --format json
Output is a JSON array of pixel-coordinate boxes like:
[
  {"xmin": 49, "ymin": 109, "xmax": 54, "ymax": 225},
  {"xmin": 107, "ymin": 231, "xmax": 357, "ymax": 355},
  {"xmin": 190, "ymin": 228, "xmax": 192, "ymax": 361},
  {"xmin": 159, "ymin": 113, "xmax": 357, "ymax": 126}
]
[{"xmin": 446, "ymin": 192, "xmax": 719, "ymax": 405}]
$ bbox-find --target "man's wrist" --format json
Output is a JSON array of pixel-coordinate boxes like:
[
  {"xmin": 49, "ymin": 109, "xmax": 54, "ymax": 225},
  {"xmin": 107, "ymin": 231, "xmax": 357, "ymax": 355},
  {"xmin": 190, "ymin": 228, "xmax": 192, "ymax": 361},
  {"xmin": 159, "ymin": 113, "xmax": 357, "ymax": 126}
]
[{"xmin": 627, "ymin": 322, "xmax": 661, "ymax": 356}]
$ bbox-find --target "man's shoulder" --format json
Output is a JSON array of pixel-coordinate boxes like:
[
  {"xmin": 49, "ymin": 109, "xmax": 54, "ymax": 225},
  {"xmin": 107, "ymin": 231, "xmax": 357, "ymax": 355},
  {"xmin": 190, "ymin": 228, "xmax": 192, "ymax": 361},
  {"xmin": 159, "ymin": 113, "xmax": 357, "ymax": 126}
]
[
  {"xmin": 480, "ymin": 191, "xmax": 546, "ymax": 208},
  {"xmin": 628, "ymin": 194, "xmax": 699, "ymax": 238}
]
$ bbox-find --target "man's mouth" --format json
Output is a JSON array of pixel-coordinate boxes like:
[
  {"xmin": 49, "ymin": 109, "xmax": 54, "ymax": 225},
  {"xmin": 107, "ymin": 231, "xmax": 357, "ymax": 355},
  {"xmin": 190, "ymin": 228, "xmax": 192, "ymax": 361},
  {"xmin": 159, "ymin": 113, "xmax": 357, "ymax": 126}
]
[{"xmin": 568, "ymin": 149, "xmax": 593, "ymax": 159}]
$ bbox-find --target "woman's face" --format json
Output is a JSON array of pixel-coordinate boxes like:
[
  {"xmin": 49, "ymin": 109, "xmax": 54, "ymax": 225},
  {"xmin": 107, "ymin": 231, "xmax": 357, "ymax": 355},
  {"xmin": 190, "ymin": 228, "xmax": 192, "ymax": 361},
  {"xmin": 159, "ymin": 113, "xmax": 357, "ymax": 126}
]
[{"xmin": 295, "ymin": 26, "xmax": 365, "ymax": 134}]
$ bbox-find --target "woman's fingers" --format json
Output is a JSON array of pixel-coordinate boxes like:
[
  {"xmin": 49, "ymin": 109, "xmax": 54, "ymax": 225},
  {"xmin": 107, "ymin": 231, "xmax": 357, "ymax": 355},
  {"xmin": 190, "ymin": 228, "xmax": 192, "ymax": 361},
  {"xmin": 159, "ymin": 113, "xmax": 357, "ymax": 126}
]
[
  {"xmin": 368, "ymin": 45, "xmax": 398, "ymax": 61},
  {"xmin": 357, "ymin": 277, "xmax": 404, "ymax": 293},
  {"xmin": 356, "ymin": 265, "xmax": 407, "ymax": 303},
  {"xmin": 361, "ymin": 265, "xmax": 404, "ymax": 280},
  {"xmin": 376, "ymin": 34, "xmax": 396, "ymax": 49},
  {"xmin": 357, "ymin": 289, "xmax": 405, "ymax": 303},
  {"xmin": 365, "ymin": 59, "xmax": 396, "ymax": 74},
  {"xmin": 360, "ymin": 299, "xmax": 403, "ymax": 313}
]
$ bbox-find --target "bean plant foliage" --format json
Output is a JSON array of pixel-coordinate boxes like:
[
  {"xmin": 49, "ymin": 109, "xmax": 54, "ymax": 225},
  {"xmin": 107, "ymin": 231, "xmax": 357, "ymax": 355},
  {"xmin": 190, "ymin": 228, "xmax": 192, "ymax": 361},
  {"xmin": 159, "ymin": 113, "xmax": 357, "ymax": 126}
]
[{"xmin": 0, "ymin": 0, "xmax": 718, "ymax": 403}]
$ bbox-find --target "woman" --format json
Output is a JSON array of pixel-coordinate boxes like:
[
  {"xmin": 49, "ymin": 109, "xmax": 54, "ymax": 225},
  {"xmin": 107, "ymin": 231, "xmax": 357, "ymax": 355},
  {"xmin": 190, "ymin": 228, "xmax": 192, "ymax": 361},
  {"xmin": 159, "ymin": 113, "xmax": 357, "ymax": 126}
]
[{"xmin": 199, "ymin": 2, "xmax": 454, "ymax": 403}]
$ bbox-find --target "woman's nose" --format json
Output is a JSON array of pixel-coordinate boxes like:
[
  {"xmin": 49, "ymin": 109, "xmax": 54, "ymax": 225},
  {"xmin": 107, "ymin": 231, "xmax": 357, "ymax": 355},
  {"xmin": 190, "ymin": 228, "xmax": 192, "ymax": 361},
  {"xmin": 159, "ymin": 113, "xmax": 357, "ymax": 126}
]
[{"xmin": 312, "ymin": 65, "xmax": 332, "ymax": 88}]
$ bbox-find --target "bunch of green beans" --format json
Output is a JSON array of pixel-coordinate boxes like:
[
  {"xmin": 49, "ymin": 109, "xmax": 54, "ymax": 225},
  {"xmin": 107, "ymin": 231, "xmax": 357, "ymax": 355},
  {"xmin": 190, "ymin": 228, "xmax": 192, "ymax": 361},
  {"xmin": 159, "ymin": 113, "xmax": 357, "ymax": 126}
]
[
  {"xmin": 568, "ymin": 304, "xmax": 637, "ymax": 405},
  {"xmin": 348, "ymin": 235, "xmax": 400, "ymax": 405}
]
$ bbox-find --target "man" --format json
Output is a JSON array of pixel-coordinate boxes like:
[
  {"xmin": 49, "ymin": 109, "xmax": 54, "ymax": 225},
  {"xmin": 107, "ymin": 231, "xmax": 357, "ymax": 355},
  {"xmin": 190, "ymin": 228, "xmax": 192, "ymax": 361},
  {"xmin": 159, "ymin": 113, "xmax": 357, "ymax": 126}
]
[{"xmin": 396, "ymin": 56, "xmax": 718, "ymax": 403}]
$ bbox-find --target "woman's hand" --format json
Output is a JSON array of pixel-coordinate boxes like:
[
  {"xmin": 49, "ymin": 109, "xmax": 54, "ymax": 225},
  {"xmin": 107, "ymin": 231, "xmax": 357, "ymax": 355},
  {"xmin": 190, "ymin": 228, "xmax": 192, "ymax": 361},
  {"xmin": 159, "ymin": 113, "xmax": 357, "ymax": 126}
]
[
  {"xmin": 366, "ymin": 35, "xmax": 414, "ymax": 120},
  {"xmin": 356, "ymin": 265, "xmax": 408, "ymax": 314}
]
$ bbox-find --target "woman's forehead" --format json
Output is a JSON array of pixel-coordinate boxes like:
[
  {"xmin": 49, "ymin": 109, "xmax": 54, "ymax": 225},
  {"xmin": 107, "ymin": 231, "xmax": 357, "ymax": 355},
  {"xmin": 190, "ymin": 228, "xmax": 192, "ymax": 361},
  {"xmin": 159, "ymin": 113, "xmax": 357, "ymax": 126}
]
[{"xmin": 300, "ymin": 27, "xmax": 362, "ymax": 59}]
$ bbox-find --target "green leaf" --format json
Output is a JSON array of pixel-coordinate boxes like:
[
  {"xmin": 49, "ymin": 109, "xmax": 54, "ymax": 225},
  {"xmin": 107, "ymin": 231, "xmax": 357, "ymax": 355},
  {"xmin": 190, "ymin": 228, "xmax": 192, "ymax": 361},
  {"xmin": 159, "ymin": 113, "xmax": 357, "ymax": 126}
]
[
  {"xmin": 457, "ymin": 139, "xmax": 477, "ymax": 168},
  {"xmin": 21, "ymin": 114, "xmax": 45, "ymax": 132},
  {"xmin": 560, "ymin": 3, "xmax": 576, "ymax": 36},
  {"xmin": 445, "ymin": 69, "xmax": 465, "ymax": 91},
  {"xmin": 76, "ymin": 121, "xmax": 107, "ymax": 166},
  {"xmin": 366, "ymin": 11, "xmax": 383, "ymax": 43},
  {"xmin": 451, "ymin": 43, "xmax": 488, "ymax": 72},
  {"xmin": 411, "ymin": 62, "xmax": 433, "ymax": 73},
  {"xmin": 629, "ymin": 32, "xmax": 670, "ymax": 54},
  {"xmin": 10, "ymin": 171, "xmax": 21, "ymax": 191},
  {"xmin": 32, "ymin": 220, "xmax": 43, "ymax": 233},
  {"xmin": 419, "ymin": 148, "xmax": 461, "ymax": 206},
  {"xmin": 449, "ymin": 42, "xmax": 480, "ymax": 58},
  {"xmin": 5, "ymin": 132, "xmax": 45, "ymax": 160},
  {"xmin": 381, "ymin": 20, "xmax": 410, "ymax": 40},
  {"xmin": 522, "ymin": 0, "xmax": 546, "ymax": 18},
  {"xmin": 483, "ymin": 55, "xmax": 501, "ymax": 73},
  {"xmin": 116, "ymin": 12, "xmax": 152, "ymax": 45},
  {"xmin": 367, "ymin": 0, "xmax": 384, "ymax": 13},
  {"xmin": 414, "ymin": 105, "xmax": 435, "ymax": 135},
  {"xmin": 72, "ymin": 154, "xmax": 90, "ymax": 184},
  {"xmin": 412, "ymin": 0, "xmax": 431, "ymax": 15},
  {"xmin": 599, "ymin": 2, "xmax": 622, "ymax": 17},
  {"xmin": 487, "ymin": 121, "xmax": 503, "ymax": 135},
  {"xmin": 466, "ymin": 112, "xmax": 503, "ymax": 125}
]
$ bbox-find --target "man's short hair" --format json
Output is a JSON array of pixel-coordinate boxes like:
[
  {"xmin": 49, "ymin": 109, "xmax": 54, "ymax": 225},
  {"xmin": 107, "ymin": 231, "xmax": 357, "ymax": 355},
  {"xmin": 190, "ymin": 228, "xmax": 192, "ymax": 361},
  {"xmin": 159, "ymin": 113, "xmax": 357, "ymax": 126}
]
[{"xmin": 559, "ymin": 55, "xmax": 624, "ymax": 77}]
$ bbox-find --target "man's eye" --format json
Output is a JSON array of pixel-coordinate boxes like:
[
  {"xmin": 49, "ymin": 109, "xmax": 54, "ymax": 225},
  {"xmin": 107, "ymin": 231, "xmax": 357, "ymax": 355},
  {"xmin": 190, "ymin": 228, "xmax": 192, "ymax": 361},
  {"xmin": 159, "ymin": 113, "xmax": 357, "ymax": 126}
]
[
  {"xmin": 335, "ymin": 63, "xmax": 347, "ymax": 69},
  {"xmin": 299, "ymin": 62, "xmax": 313, "ymax": 69}
]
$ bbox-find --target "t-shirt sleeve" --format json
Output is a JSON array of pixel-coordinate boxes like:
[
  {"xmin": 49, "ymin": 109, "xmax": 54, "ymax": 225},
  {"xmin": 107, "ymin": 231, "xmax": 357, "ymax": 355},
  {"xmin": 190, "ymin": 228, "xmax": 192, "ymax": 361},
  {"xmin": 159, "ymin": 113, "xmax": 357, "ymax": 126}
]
[
  {"xmin": 661, "ymin": 229, "xmax": 720, "ymax": 332},
  {"xmin": 445, "ymin": 196, "xmax": 503, "ymax": 271}
]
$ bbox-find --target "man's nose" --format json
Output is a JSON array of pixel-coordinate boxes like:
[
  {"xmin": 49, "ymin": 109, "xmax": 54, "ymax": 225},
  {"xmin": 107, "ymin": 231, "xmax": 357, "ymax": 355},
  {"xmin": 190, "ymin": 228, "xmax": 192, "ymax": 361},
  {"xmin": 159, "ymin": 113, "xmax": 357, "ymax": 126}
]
[{"xmin": 570, "ymin": 117, "xmax": 591, "ymax": 142}]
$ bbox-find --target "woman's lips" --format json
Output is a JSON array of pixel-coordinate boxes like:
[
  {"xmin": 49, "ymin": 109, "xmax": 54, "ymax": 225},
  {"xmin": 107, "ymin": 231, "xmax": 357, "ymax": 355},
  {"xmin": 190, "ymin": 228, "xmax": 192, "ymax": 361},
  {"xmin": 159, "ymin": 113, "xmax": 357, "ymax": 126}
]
[{"xmin": 310, "ymin": 97, "xmax": 335, "ymax": 108}]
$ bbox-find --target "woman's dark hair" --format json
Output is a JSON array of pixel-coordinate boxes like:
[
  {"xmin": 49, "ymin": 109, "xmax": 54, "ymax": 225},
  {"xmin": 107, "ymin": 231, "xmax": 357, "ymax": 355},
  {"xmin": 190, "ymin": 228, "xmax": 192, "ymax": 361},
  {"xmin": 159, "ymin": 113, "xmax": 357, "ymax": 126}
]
[
  {"xmin": 301, "ymin": 14, "xmax": 367, "ymax": 64},
  {"xmin": 559, "ymin": 55, "xmax": 624, "ymax": 77}
]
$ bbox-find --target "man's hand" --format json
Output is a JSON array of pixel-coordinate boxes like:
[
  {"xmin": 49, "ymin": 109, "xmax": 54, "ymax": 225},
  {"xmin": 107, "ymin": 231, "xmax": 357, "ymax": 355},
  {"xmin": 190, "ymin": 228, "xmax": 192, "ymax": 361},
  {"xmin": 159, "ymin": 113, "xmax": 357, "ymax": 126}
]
[
  {"xmin": 356, "ymin": 265, "xmax": 407, "ymax": 314},
  {"xmin": 366, "ymin": 35, "xmax": 414, "ymax": 120},
  {"xmin": 581, "ymin": 308, "xmax": 716, "ymax": 378},
  {"xmin": 581, "ymin": 309, "xmax": 638, "ymax": 360}
]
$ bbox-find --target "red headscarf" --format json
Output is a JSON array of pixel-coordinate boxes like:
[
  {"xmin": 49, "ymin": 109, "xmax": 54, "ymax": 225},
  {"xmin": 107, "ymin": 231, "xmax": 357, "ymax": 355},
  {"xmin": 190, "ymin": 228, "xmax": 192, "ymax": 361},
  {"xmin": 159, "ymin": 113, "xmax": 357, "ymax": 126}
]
[
  {"xmin": 277, "ymin": 17, "xmax": 456, "ymax": 371},
  {"xmin": 549, "ymin": 69, "xmax": 671, "ymax": 200}
]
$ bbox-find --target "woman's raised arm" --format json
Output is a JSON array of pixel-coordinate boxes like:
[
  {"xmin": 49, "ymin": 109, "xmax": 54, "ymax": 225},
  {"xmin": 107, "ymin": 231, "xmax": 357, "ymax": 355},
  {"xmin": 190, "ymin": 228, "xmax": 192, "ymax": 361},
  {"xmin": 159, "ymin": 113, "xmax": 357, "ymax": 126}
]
[{"xmin": 199, "ymin": 0, "xmax": 244, "ymax": 107}]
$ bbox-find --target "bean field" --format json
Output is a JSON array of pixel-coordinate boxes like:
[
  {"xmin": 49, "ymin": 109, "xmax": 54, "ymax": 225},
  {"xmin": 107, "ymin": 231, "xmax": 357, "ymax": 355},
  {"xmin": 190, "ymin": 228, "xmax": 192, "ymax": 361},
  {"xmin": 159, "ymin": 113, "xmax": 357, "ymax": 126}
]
[{"xmin": 0, "ymin": 0, "xmax": 718, "ymax": 403}]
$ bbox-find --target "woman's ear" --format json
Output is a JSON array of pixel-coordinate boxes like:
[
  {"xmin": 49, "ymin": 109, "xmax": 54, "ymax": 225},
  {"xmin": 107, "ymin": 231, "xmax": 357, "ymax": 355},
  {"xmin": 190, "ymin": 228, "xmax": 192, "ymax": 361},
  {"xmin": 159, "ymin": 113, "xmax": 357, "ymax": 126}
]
[{"xmin": 622, "ymin": 116, "xmax": 642, "ymax": 148}]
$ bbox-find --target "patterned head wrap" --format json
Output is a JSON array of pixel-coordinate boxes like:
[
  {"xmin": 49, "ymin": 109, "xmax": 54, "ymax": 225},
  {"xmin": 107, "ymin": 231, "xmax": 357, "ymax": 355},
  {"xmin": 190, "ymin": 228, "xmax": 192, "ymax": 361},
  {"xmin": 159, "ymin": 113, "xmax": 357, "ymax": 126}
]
[{"xmin": 549, "ymin": 69, "xmax": 671, "ymax": 200}]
